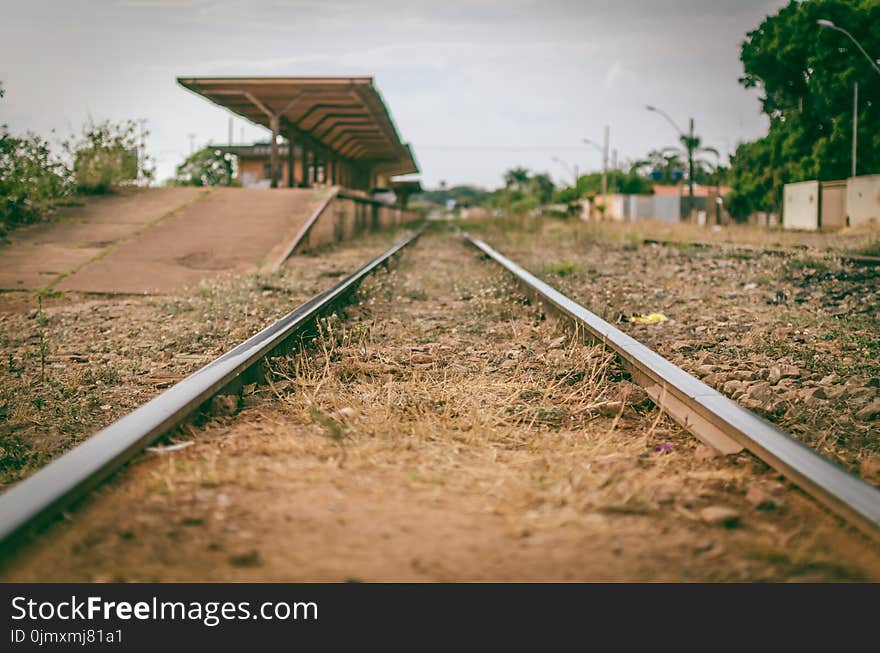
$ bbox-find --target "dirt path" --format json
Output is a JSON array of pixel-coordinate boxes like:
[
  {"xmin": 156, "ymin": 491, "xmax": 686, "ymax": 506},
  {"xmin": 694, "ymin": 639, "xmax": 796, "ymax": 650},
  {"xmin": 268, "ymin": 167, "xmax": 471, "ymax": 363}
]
[{"xmin": 3, "ymin": 232, "xmax": 878, "ymax": 581}]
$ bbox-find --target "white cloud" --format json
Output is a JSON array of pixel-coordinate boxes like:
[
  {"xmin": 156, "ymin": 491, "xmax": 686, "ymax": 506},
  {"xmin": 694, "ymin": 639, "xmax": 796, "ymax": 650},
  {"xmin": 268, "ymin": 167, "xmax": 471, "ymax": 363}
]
[{"xmin": 604, "ymin": 61, "xmax": 624, "ymax": 89}]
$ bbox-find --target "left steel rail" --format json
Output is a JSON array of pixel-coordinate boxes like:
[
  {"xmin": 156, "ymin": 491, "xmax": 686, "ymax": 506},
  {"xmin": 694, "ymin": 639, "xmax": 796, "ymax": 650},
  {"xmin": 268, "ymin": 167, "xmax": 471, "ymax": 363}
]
[{"xmin": 0, "ymin": 230, "xmax": 422, "ymax": 550}]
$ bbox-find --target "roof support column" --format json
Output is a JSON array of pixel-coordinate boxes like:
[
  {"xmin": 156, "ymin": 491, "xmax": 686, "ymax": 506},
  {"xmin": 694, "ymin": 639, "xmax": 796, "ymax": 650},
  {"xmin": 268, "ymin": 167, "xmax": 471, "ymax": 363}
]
[
  {"xmin": 269, "ymin": 115, "xmax": 280, "ymax": 188},
  {"xmin": 299, "ymin": 145, "xmax": 310, "ymax": 188},
  {"xmin": 286, "ymin": 139, "xmax": 294, "ymax": 188}
]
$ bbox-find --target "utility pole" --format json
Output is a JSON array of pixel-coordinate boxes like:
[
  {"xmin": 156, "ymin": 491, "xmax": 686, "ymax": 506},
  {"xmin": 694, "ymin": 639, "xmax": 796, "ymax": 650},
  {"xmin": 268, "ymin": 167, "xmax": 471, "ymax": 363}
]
[
  {"xmin": 611, "ymin": 148, "xmax": 618, "ymax": 193},
  {"xmin": 187, "ymin": 133, "xmax": 195, "ymax": 155},
  {"xmin": 228, "ymin": 116, "xmax": 233, "ymax": 146},
  {"xmin": 601, "ymin": 125, "xmax": 609, "ymax": 199},
  {"xmin": 646, "ymin": 105, "xmax": 698, "ymax": 220},
  {"xmin": 137, "ymin": 119, "xmax": 147, "ymax": 185},
  {"xmin": 687, "ymin": 117, "xmax": 695, "ymax": 219},
  {"xmin": 853, "ymin": 82, "xmax": 858, "ymax": 177}
]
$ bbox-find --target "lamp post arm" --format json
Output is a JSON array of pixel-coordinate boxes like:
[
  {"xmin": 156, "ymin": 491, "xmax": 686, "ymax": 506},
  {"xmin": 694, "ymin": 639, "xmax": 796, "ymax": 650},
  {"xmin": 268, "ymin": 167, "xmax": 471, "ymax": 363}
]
[
  {"xmin": 582, "ymin": 138, "xmax": 603, "ymax": 155},
  {"xmin": 830, "ymin": 24, "xmax": 880, "ymax": 77},
  {"xmin": 647, "ymin": 106, "xmax": 686, "ymax": 139}
]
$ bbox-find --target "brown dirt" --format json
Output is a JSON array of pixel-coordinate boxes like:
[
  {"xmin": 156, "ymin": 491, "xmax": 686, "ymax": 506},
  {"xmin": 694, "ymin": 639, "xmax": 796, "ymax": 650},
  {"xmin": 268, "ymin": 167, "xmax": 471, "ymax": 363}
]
[
  {"xmin": 465, "ymin": 217, "xmax": 880, "ymax": 484},
  {"xmin": 3, "ymin": 231, "xmax": 877, "ymax": 582}
]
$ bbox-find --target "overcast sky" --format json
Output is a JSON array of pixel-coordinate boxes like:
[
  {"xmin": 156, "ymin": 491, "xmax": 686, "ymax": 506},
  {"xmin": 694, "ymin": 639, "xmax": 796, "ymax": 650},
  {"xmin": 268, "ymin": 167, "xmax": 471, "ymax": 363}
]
[{"xmin": 0, "ymin": 0, "xmax": 787, "ymax": 188}]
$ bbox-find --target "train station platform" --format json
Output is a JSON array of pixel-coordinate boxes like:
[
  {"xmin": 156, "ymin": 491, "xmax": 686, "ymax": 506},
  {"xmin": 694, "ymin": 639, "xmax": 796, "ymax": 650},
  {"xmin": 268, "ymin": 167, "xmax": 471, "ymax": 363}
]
[{"xmin": 0, "ymin": 187, "xmax": 331, "ymax": 295}]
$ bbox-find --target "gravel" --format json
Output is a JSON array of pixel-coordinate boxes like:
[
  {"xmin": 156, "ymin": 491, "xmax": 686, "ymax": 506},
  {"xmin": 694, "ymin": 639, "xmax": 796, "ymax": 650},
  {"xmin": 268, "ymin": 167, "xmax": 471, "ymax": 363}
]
[{"xmin": 467, "ymin": 217, "xmax": 880, "ymax": 485}]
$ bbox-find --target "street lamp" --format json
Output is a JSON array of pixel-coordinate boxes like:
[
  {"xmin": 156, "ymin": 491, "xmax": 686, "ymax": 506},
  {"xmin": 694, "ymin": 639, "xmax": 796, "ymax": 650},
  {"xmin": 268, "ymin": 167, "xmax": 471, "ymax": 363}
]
[
  {"xmin": 646, "ymin": 105, "xmax": 696, "ymax": 218},
  {"xmin": 816, "ymin": 19, "xmax": 880, "ymax": 76},
  {"xmin": 551, "ymin": 157, "xmax": 579, "ymax": 190},
  {"xmin": 583, "ymin": 125, "xmax": 609, "ymax": 198},
  {"xmin": 817, "ymin": 18, "xmax": 880, "ymax": 178}
]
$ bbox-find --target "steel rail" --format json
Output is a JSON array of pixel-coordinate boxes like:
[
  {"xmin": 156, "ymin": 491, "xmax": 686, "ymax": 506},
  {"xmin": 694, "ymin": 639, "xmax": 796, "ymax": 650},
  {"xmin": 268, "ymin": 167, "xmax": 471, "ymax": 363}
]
[
  {"xmin": 463, "ymin": 232, "xmax": 880, "ymax": 540},
  {"xmin": 0, "ymin": 230, "xmax": 422, "ymax": 550}
]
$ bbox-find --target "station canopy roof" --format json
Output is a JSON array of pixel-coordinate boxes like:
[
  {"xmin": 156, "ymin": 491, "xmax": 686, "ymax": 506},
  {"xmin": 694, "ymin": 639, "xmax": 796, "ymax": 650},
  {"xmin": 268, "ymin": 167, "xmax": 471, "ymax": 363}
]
[{"xmin": 178, "ymin": 76, "xmax": 418, "ymax": 176}]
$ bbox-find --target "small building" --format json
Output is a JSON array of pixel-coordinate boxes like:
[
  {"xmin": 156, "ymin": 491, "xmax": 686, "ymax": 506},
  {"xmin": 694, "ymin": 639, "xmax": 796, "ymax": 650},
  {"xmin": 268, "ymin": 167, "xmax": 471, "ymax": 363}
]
[
  {"xmin": 847, "ymin": 173, "xmax": 880, "ymax": 226},
  {"xmin": 388, "ymin": 178, "xmax": 423, "ymax": 209},
  {"xmin": 217, "ymin": 142, "xmax": 305, "ymax": 188},
  {"xmin": 783, "ymin": 180, "xmax": 821, "ymax": 230},
  {"xmin": 783, "ymin": 174, "xmax": 880, "ymax": 230},
  {"xmin": 582, "ymin": 184, "xmax": 731, "ymax": 224}
]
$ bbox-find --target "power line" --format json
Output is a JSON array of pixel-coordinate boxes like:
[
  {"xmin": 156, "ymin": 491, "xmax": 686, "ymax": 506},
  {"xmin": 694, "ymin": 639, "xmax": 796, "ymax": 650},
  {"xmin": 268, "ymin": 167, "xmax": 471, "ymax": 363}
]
[{"xmin": 416, "ymin": 145, "xmax": 598, "ymax": 152}]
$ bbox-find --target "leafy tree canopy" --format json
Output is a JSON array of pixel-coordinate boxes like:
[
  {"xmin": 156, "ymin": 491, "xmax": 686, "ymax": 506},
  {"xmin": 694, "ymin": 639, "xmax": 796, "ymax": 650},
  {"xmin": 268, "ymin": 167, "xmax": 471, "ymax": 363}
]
[
  {"xmin": 174, "ymin": 147, "xmax": 237, "ymax": 187},
  {"xmin": 415, "ymin": 184, "xmax": 490, "ymax": 207},
  {"xmin": 728, "ymin": 0, "xmax": 879, "ymax": 216},
  {"xmin": 556, "ymin": 170, "xmax": 655, "ymax": 203}
]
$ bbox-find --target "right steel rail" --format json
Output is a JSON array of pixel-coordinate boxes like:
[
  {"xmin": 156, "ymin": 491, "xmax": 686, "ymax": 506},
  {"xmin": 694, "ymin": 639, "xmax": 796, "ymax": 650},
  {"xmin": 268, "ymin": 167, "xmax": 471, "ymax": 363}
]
[{"xmin": 463, "ymin": 232, "xmax": 880, "ymax": 541}]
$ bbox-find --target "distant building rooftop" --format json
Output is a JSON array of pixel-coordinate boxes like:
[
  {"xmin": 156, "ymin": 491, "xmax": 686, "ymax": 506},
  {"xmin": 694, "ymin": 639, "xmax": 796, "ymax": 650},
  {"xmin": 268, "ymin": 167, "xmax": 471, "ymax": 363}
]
[{"xmin": 653, "ymin": 184, "xmax": 731, "ymax": 197}]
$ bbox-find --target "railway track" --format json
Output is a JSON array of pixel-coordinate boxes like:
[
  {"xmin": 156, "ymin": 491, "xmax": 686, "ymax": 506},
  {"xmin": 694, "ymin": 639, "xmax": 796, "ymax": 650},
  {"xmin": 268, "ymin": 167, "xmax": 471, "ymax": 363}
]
[
  {"xmin": 0, "ymin": 227, "xmax": 877, "ymax": 576},
  {"xmin": 0, "ymin": 229, "xmax": 423, "ymax": 551},
  {"xmin": 463, "ymin": 233, "xmax": 880, "ymax": 541}
]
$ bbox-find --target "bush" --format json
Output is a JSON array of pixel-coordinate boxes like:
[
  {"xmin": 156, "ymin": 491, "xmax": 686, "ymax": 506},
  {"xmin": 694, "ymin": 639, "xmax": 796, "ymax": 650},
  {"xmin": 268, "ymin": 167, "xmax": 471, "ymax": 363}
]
[
  {"xmin": 0, "ymin": 127, "xmax": 71, "ymax": 237},
  {"xmin": 67, "ymin": 120, "xmax": 152, "ymax": 194},
  {"xmin": 0, "ymin": 84, "xmax": 156, "ymax": 236}
]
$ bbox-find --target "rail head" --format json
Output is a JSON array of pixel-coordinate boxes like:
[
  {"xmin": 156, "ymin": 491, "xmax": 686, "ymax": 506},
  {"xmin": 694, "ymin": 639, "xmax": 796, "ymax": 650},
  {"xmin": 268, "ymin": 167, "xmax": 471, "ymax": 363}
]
[
  {"xmin": 462, "ymin": 231, "xmax": 880, "ymax": 541},
  {"xmin": 0, "ymin": 229, "xmax": 423, "ymax": 551}
]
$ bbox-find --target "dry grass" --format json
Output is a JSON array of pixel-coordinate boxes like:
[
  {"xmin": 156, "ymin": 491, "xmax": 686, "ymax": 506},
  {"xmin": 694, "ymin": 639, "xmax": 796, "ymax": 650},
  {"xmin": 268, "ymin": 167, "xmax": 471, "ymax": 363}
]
[
  {"xmin": 3, "ymin": 232, "xmax": 878, "ymax": 582},
  {"xmin": 0, "ymin": 227, "xmax": 413, "ymax": 487},
  {"xmin": 462, "ymin": 216, "xmax": 880, "ymax": 480}
]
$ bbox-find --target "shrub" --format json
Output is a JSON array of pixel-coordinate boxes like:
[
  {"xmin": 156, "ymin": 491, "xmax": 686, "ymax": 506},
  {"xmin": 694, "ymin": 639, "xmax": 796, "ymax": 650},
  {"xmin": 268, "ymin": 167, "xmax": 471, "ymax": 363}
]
[
  {"xmin": 67, "ymin": 119, "xmax": 153, "ymax": 194},
  {"xmin": 0, "ymin": 127, "xmax": 71, "ymax": 237}
]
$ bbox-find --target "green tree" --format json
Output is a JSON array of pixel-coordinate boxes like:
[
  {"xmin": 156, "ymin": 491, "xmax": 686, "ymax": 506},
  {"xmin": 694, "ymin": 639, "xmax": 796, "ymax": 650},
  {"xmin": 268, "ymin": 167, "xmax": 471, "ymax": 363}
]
[
  {"xmin": 556, "ymin": 170, "xmax": 654, "ymax": 202},
  {"xmin": 488, "ymin": 167, "xmax": 557, "ymax": 212},
  {"xmin": 415, "ymin": 184, "xmax": 489, "ymax": 207},
  {"xmin": 174, "ymin": 147, "xmax": 237, "ymax": 187},
  {"xmin": 729, "ymin": 0, "xmax": 879, "ymax": 217},
  {"xmin": 631, "ymin": 149, "xmax": 686, "ymax": 184},
  {"xmin": 528, "ymin": 172, "xmax": 556, "ymax": 204},
  {"xmin": 503, "ymin": 166, "xmax": 530, "ymax": 190}
]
